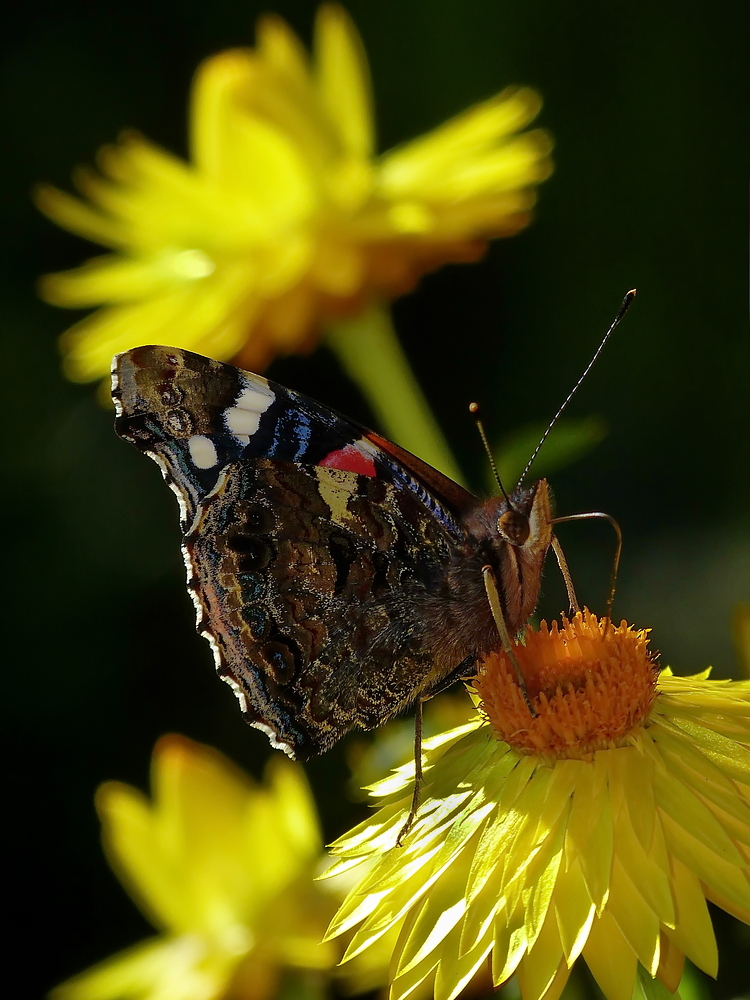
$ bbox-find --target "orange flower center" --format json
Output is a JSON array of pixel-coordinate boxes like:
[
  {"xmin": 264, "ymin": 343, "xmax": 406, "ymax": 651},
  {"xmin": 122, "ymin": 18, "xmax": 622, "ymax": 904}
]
[{"xmin": 473, "ymin": 610, "xmax": 659, "ymax": 758}]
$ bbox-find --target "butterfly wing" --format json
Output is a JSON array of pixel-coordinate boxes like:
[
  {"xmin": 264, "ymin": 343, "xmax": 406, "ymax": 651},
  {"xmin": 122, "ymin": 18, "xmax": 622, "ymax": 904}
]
[{"xmin": 112, "ymin": 346, "xmax": 483, "ymax": 758}]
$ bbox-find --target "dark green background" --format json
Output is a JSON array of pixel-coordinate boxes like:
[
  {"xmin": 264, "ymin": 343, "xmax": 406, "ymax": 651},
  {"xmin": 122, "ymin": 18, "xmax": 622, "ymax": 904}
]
[{"xmin": 3, "ymin": 2, "xmax": 748, "ymax": 997}]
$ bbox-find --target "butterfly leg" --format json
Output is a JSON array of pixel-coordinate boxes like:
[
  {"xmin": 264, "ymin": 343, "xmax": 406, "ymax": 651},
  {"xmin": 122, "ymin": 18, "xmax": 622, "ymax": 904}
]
[
  {"xmin": 395, "ymin": 655, "xmax": 477, "ymax": 847},
  {"xmin": 551, "ymin": 535, "xmax": 580, "ymax": 614},
  {"xmin": 396, "ymin": 700, "xmax": 425, "ymax": 847}
]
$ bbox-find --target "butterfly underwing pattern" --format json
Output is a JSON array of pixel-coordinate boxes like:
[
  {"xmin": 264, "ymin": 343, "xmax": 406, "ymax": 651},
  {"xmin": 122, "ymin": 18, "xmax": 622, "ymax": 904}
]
[{"xmin": 112, "ymin": 346, "xmax": 553, "ymax": 760}]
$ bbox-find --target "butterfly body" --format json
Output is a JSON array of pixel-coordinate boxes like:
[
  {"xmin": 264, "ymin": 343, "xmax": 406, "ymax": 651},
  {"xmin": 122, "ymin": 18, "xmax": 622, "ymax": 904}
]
[{"xmin": 112, "ymin": 346, "xmax": 552, "ymax": 758}]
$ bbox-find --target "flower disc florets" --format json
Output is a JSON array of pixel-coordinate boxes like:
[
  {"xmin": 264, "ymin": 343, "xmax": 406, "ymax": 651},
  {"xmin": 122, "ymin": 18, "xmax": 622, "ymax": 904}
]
[{"xmin": 474, "ymin": 610, "xmax": 659, "ymax": 758}]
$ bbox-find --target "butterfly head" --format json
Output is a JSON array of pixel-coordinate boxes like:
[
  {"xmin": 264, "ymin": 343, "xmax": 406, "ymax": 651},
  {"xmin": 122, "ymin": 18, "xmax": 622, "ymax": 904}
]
[
  {"xmin": 497, "ymin": 507, "xmax": 530, "ymax": 546},
  {"xmin": 495, "ymin": 478, "xmax": 552, "ymax": 550},
  {"xmin": 461, "ymin": 478, "xmax": 553, "ymax": 636}
]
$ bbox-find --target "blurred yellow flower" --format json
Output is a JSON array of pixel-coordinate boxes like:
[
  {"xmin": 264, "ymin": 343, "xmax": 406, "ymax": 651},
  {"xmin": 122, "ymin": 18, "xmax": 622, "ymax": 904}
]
[
  {"xmin": 36, "ymin": 4, "xmax": 552, "ymax": 384},
  {"xmin": 52, "ymin": 735, "xmax": 341, "ymax": 1000},
  {"xmin": 325, "ymin": 611, "xmax": 750, "ymax": 1000}
]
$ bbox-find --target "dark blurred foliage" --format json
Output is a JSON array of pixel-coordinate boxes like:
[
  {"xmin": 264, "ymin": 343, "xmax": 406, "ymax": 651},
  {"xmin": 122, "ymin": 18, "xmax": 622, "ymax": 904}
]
[{"xmin": 2, "ymin": 1, "xmax": 748, "ymax": 997}]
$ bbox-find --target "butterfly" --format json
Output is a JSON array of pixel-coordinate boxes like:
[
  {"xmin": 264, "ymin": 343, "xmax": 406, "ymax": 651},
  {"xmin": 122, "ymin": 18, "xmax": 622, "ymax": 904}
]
[{"xmin": 112, "ymin": 346, "xmax": 553, "ymax": 760}]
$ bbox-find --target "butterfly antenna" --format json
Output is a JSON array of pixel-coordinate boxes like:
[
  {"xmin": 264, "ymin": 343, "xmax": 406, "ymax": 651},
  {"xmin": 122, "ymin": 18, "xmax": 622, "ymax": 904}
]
[
  {"xmin": 518, "ymin": 289, "xmax": 637, "ymax": 487},
  {"xmin": 469, "ymin": 402, "xmax": 511, "ymax": 505}
]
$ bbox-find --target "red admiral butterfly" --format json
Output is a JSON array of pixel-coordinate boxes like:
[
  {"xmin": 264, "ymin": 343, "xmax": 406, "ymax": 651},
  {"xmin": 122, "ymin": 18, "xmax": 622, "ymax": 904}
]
[{"xmin": 112, "ymin": 346, "xmax": 554, "ymax": 759}]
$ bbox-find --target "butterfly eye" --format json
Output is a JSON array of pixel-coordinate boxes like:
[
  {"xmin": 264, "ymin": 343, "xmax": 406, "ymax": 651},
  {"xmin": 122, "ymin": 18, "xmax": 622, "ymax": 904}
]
[{"xmin": 497, "ymin": 509, "xmax": 530, "ymax": 546}]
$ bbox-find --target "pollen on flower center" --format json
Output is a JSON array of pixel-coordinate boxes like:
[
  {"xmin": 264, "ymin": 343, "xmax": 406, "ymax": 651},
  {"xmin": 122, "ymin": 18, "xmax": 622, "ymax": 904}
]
[{"xmin": 473, "ymin": 609, "xmax": 659, "ymax": 757}]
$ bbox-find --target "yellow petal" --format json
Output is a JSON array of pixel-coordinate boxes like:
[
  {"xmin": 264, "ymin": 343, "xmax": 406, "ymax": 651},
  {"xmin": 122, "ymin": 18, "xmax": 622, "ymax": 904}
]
[
  {"xmin": 96, "ymin": 782, "xmax": 195, "ymax": 932},
  {"xmin": 658, "ymin": 813, "xmax": 750, "ymax": 913},
  {"xmin": 551, "ymin": 859, "xmax": 595, "ymax": 966},
  {"xmin": 606, "ymin": 855, "xmax": 661, "ymax": 975},
  {"xmin": 433, "ymin": 919, "xmax": 493, "ymax": 1000},
  {"xmin": 515, "ymin": 907, "xmax": 565, "ymax": 1000},
  {"xmin": 33, "ymin": 184, "xmax": 125, "ymax": 248},
  {"xmin": 464, "ymin": 756, "xmax": 538, "ymax": 902},
  {"xmin": 405, "ymin": 133, "xmax": 553, "ymax": 201},
  {"xmin": 564, "ymin": 754, "xmax": 613, "ymax": 913},
  {"xmin": 314, "ymin": 4, "xmax": 373, "ymax": 159},
  {"xmin": 219, "ymin": 109, "xmax": 315, "ymax": 221},
  {"xmin": 581, "ymin": 910, "xmax": 637, "ymax": 1000},
  {"xmin": 655, "ymin": 764, "xmax": 745, "ymax": 867},
  {"xmin": 193, "ymin": 301, "xmax": 259, "ymax": 360},
  {"xmin": 257, "ymin": 14, "xmax": 310, "ymax": 85},
  {"xmin": 50, "ymin": 935, "xmax": 231, "ymax": 1000},
  {"xmin": 39, "ymin": 251, "xmax": 215, "ymax": 307},
  {"xmin": 310, "ymin": 239, "xmax": 365, "ymax": 296},
  {"xmin": 661, "ymin": 855, "xmax": 718, "ymax": 977},
  {"xmin": 610, "ymin": 785, "xmax": 674, "ymax": 926},
  {"xmin": 190, "ymin": 48, "xmax": 255, "ymax": 179},
  {"xmin": 394, "ymin": 818, "xmax": 493, "ymax": 978},
  {"xmin": 327, "ymin": 799, "xmax": 409, "ymax": 858},
  {"xmin": 396, "ymin": 896, "xmax": 467, "ymax": 978},
  {"xmin": 61, "ymin": 258, "xmax": 256, "ymax": 381},
  {"xmin": 519, "ymin": 820, "xmax": 567, "ymax": 948},
  {"xmin": 267, "ymin": 756, "xmax": 321, "ymax": 861},
  {"xmin": 379, "ymin": 88, "xmax": 543, "ymax": 195},
  {"xmin": 344, "ymin": 810, "xmax": 491, "ymax": 961},
  {"xmin": 652, "ymin": 722, "xmax": 750, "ymax": 832},
  {"xmin": 390, "ymin": 925, "xmax": 440, "ymax": 1000},
  {"xmin": 701, "ymin": 883, "xmax": 750, "ymax": 925},
  {"xmin": 458, "ymin": 851, "xmax": 503, "ymax": 956},
  {"xmin": 152, "ymin": 736, "xmax": 253, "ymax": 837},
  {"xmin": 491, "ymin": 902, "xmax": 529, "ymax": 986},
  {"xmin": 655, "ymin": 932, "xmax": 685, "ymax": 994}
]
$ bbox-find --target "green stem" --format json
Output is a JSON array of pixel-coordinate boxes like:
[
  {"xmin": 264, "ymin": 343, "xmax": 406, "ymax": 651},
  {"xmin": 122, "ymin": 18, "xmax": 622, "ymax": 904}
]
[{"xmin": 325, "ymin": 301, "xmax": 465, "ymax": 486}]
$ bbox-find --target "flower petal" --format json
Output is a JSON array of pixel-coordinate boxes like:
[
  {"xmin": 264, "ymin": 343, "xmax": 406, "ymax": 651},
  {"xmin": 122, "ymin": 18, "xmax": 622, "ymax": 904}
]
[
  {"xmin": 515, "ymin": 906, "xmax": 566, "ymax": 1000},
  {"xmin": 551, "ymin": 859, "xmax": 595, "ymax": 966},
  {"xmin": 96, "ymin": 782, "xmax": 196, "ymax": 932},
  {"xmin": 60, "ymin": 260, "xmax": 256, "ymax": 382},
  {"xmin": 661, "ymin": 855, "xmax": 718, "ymax": 977},
  {"xmin": 607, "ymin": 855, "xmax": 661, "ymax": 974},
  {"xmin": 314, "ymin": 4, "xmax": 373, "ymax": 160},
  {"xmin": 34, "ymin": 184, "xmax": 125, "ymax": 248},
  {"xmin": 433, "ymin": 919, "xmax": 494, "ymax": 1000},
  {"xmin": 582, "ymin": 910, "xmax": 637, "ymax": 1000},
  {"xmin": 50, "ymin": 935, "xmax": 232, "ymax": 1000},
  {"xmin": 564, "ymin": 754, "xmax": 613, "ymax": 913},
  {"xmin": 379, "ymin": 88, "xmax": 544, "ymax": 195}
]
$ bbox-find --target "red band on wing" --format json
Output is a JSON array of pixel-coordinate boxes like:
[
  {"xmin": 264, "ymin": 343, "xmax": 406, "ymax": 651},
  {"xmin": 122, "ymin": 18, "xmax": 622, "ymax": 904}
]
[{"xmin": 318, "ymin": 443, "xmax": 377, "ymax": 477}]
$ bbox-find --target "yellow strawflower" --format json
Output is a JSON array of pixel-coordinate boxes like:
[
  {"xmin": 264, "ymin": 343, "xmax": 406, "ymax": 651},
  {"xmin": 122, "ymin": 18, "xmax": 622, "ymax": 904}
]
[
  {"xmin": 36, "ymin": 4, "xmax": 552, "ymax": 385},
  {"xmin": 325, "ymin": 611, "xmax": 750, "ymax": 1000},
  {"xmin": 51, "ymin": 735, "xmax": 352, "ymax": 1000}
]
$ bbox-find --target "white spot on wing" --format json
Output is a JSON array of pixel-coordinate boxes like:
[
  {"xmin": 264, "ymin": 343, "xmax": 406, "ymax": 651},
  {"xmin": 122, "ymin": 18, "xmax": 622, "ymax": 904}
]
[
  {"xmin": 236, "ymin": 384, "xmax": 274, "ymax": 411},
  {"xmin": 224, "ymin": 378, "xmax": 274, "ymax": 443},
  {"xmin": 225, "ymin": 406, "xmax": 262, "ymax": 437},
  {"xmin": 188, "ymin": 434, "xmax": 218, "ymax": 469}
]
